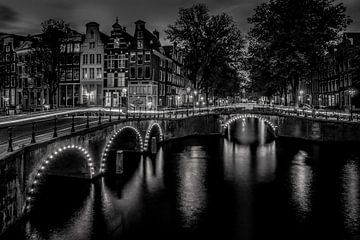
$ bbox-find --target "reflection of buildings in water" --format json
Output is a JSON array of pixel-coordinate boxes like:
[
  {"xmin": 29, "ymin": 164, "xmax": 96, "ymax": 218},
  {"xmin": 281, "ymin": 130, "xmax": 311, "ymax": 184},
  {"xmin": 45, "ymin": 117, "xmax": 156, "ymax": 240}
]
[
  {"xmin": 177, "ymin": 146, "xmax": 208, "ymax": 229},
  {"xmin": 342, "ymin": 161, "xmax": 360, "ymax": 232},
  {"xmin": 290, "ymin": 151, "xmax": 313, "ymax": 220}
]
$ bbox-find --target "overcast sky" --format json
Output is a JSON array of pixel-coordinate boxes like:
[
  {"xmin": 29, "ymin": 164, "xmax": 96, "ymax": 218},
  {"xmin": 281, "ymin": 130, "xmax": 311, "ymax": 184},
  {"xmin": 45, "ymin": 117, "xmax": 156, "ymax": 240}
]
[{"xmin": 1, "ymin": 0, "xmax": 360, "ymax": 42}]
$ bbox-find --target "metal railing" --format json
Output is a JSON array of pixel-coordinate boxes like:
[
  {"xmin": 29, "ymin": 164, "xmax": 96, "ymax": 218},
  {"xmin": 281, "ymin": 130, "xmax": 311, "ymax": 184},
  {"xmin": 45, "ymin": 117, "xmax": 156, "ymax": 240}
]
[{"xmin": 1, "ymin": 104, "xmax": 359, "ymax": 157}]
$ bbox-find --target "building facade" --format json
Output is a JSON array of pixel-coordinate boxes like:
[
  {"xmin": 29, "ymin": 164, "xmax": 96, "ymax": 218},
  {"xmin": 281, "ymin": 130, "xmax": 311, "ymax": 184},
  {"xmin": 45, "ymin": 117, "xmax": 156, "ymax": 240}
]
[
  {"xmin": 58, "ymin": 30, "xmax": 82, "ymax": 107},
  {"xmin": 0, "ymin": 34, "xmax": 25, "ymax": 112},
  {"xmin": 80, "ymin": 22, "xmax": 108, "ymax": 106},
  {"xmin": 304, "ymin": 32, "xmax": 360, "ymax": 110},
  {"xmin": 103, "ymin": 18, "xmax": 133, "ymax": 108}
]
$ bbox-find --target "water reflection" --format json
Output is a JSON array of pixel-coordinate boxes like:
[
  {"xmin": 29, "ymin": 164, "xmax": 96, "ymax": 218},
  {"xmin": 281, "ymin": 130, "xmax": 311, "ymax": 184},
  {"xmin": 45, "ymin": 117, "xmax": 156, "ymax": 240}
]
[
  {"xmin": 342, "ymin": 160, "xmax": 360, "ymax": 232},
  {"xmin": 176, "ymin": 146, "xmax": 208, "ymax": 229},
  {"xmin": 290, "ymin": 150, "xmax": 313, "ymax": 220}
]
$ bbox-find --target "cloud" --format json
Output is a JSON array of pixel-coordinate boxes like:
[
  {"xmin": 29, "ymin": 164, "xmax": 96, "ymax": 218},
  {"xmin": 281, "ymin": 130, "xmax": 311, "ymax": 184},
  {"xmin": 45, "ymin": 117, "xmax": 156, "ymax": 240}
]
[{"xmin": 0, "ymin": 4, "xmax": 18, "ymax": 29}]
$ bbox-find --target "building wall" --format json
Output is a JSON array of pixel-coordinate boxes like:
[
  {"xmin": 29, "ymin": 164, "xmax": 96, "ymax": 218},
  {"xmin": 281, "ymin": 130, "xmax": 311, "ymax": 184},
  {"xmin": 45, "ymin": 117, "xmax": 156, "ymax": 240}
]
[{"xmin": 80, "ymin": 22, "xmax": 105, "ymax": 106}]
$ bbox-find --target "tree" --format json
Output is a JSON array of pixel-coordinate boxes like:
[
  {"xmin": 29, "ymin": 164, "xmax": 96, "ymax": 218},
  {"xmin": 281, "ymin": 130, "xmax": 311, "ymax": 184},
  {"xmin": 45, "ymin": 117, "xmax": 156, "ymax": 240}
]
[
  {"xmin": 248, "ymin": 0, "xmax": 351, "ymax": 106},
  {"xmin": 27, "ymin": 19, "xmax": 70, "ymax": 108},
  {"xmin": 166, "ymin": 4, "xmax": 245, "ymax": 101}
]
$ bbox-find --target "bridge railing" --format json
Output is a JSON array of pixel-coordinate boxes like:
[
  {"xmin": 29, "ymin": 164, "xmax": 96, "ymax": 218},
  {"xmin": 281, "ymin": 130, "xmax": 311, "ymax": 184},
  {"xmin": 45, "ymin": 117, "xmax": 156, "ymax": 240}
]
[
  {"xmin": 0, "ymin": 107, "xmax": 217, "ymax": 156},
  {"xmin": 1, "ymin": 103, "xmax": 360, "ymax": 157}
]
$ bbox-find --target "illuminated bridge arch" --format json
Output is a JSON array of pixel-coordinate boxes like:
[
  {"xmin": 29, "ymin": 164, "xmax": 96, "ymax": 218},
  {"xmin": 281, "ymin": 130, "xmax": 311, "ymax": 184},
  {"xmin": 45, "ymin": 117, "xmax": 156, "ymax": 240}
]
[
  {"xmin": 25, "ymin": 145, "xmax": 94, "ymax": 212},
  {"xmin": 144, "ymin": 122, "xmax": 164, "ymax": 152},
  {"xmin": 223, "ymin": 114, "xmax": 278, "ymax": 134},
  {"xmin": 100, "ymin": 126, "xmax": 144, "ymax": 174}
]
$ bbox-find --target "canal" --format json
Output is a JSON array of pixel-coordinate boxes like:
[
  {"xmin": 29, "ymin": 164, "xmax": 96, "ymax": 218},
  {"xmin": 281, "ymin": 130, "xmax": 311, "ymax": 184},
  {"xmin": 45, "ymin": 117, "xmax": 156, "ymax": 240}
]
[{"xmin": 3, "ymin": 118, "xmax": 360, "ymax": 240}]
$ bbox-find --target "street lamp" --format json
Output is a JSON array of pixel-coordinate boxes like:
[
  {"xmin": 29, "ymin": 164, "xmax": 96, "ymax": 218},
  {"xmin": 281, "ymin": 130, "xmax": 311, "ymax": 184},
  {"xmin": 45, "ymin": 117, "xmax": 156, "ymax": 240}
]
[
  {"xmin": 348, "ymin": 88, "xmax": 357, "ymax": 120},
  {"xmin": 193, "ymin": 90, "xmax": 198, "ymax": 112},
  {"xmin": 177, "ymin": 95, "xmax": 181, "ymax": 108},
  {"xmin": 186, "ymin": 87, "xmax": 191, "ymax": 116}
]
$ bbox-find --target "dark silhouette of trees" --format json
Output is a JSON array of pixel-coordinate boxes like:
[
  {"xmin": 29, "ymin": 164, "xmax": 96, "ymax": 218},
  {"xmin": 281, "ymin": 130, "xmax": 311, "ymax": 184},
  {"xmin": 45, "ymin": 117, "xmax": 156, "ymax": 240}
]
[
  {"xmin": 166, "ymin": 3, "xmax": 245, "ymax": 102},
  {"xmin": 27, "ymin": 19, "xmax": 70, "ymax": 108},
  {"xmin": 248, "ymin": 0, "xmax": 351, "ymax": 106}
]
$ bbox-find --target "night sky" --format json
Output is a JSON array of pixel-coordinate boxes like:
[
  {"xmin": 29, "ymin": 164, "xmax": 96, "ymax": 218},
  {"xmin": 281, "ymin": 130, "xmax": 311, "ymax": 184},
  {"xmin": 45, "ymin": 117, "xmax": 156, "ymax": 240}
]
[{"xmin": 1, "ymin": 0, "xmax": 360, "ymax": 42}]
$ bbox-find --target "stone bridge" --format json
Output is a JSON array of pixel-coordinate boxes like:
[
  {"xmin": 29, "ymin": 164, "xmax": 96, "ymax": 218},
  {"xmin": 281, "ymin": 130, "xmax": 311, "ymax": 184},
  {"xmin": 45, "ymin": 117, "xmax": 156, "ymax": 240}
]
[{"xmin": 2, "ymin": 106, "xmax": 360, "ymax": 235}]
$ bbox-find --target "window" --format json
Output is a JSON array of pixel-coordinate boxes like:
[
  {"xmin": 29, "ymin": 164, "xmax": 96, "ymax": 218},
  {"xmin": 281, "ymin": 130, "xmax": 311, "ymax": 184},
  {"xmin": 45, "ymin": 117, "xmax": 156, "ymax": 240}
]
[
  {"xmin": 130, "ymin": 67, "xmax": 136, "ymax": 79},
  {"xmin": 96, "ymin": 68, "xmax": 102, "ymax": 78},
  {"xmin": 137, "ymin": 40, "xmax": 143, "ymax": 49},
  {"xmin": 119, "ymin": 54, "xmax": 126, "ymax": 68},
  {"xmin": 90, "ymin": 42, "xmax": 95, "ymax": 49},
  {"xmin": 5, "ymin": 45, "xmax": 10, "ymax": 52},
  {"xmin": 74, "ymin": 55, "xmax": 80, "ymax": 65},
  {"xmin": 114, "ymin": 38, "xmax": 120, "ymax": 48},
  {"xmin": 74, "ymin": 69, "xmax": 80, "ymax": 80},
  {"xmin": 145, "ymin": 66, "xmax": 151, "ymax": 79},
  {"xmin": 137, "ymin": 52, "xmax": 143, "ymax": 64},
  {"xmin": 90, "ymin": 68, "xmax": 94, "ymax": 79},
  {"xmin": 82, "ymin": 68, "xmax": 88, "ymax": 79},
  {"xmin": 145, "ymin": 51, "xmax": 151, "ymax": 62},
  {"xmin": 90, "ymin": 54, "xmax": 94, "ymax": 64},
  {"xmin": 130, "ymin": 52, "xmax": 136, "ymax": 63},
  {"xmin": 96, "ymin": 54, "xmax": 101, "ymax": 64},
  {"xmin": 119, "ymin": 73, "xmax": 125, "ymax": 86},
  {"xmin": 66, "ymin": 69, "xmax": 72, "ymax": 80},
  {"xmin": 138, "ymin": 67, "xmax": 143, "ymax": 79},
  {"xmin": 137, "ymin": 31, "xmax": 143, "ymax": 38},
  {"xmin": 67, "ymin": 44, "xmax": 73, "ymax": 53},
  {"xmin": 74, "ymin": 43, "xmax": 80, "ymax": 52},
  {"xmin": 83, "ymin": 54, "xmax": 88, "ymax": 64},
  {"xmin": 107, "ymin": 73, "xmax": 114, "ymax": 87}
]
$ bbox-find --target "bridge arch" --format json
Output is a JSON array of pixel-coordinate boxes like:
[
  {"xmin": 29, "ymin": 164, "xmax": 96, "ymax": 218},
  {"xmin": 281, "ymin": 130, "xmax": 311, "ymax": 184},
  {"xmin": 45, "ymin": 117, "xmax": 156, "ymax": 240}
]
[
  {"xmin": 25, "ymin": 145, "xmax": 94, "ymax": 212},
  {"xmin": 223, "ymin": 114, "xmax": 278, "ymax": 136},
  {"xmin": 100, "ymin": 126, "xmax": 144, "ymax": 174},
  {"xmin": 143, "ymin": 122, "xmax": 164, "ymax": 152}
]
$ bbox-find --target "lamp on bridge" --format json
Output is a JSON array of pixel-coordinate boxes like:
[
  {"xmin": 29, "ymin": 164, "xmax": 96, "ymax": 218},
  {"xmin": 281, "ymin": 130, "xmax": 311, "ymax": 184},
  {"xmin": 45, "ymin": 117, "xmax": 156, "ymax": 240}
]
[
  {"xmin": 186, "ymin": 87, "xmax": 191, "ymax": 116},
  {"xmin": 347, "ymin": 87, "xmax": 357, "ymax": 120}
]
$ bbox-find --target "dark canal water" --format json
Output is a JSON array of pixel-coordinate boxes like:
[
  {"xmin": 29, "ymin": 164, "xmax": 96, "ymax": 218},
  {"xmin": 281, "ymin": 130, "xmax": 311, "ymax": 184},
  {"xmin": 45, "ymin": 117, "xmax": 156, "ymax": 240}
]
[{"xmin": 3, "ymin": 118, "xmax": 360, "ymax": 240}]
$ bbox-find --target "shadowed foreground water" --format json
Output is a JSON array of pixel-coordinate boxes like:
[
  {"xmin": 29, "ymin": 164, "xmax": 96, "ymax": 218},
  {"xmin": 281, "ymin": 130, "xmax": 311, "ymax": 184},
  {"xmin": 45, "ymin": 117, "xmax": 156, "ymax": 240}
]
[{"xmin": 3, "ymin": 119, "xmax": 360, "ymax": 240}]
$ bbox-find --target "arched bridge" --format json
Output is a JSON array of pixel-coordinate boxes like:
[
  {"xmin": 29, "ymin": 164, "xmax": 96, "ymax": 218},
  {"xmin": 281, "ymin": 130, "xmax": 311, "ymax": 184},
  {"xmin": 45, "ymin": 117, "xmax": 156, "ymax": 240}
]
[{"xmin": 2, "ymin": 104, "xmax": 360, "ymax": 235}]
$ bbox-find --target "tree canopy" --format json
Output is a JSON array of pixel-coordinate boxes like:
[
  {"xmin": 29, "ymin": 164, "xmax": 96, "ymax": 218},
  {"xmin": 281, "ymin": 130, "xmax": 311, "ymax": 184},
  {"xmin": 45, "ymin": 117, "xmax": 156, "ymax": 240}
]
[
  {"xmin": 166, "ymin": 3, "xmax": 245, "ymax": 100},
  {"xmin": 28, "ymin": 19, "xmax": 70, "ymax": 108},
  {"xmin": 247, "ymin": 0, "xmax": 351, "ymax": 105}
]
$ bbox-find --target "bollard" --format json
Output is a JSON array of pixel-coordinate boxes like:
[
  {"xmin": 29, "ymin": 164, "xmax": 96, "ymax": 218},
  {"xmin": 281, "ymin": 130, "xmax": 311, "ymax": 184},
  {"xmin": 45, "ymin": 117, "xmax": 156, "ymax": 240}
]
[
  {"xmin": 53, "ymin": 116, "xmax": 58, "ymax": 138},
  {"xmin": 31, "ymin": 122, "xmax": 36, "ymax": 143},
  {"xmin": 116, "ymin": 150, "xmax": 124, "ymax": 175},
  {"xmin": 109, "ymin": 108, "xmax": 112, "ymax": 122},
  {"xmin": 151, "ymin": 137, "xmax": 157, "ymax": 154},
  {"xmin": 7, "ymin": 127, "xmax": 13, "ymax": 152},
  {"xmin": 71, "ymin": 114, "xmax": 75, "ymax": 133},
  {"xmin": 98, "ymin": 110, "xmax": 102, "ymax": 125}
]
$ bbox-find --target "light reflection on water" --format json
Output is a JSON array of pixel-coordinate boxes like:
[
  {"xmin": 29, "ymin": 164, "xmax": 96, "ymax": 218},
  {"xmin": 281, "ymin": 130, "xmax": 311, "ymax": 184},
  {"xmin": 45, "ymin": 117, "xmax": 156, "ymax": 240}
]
[
  {"xmin": 7, "ymin": 118, "xmax": 360, "ymax": 240},
  {"xmin": 289, "ymin": 151, "xmax": 313, "ymax": 220},
  {"xmin": 342, "ymin": 160, "xmax": 360, "ymax": 233},
  {"xmin": 176, "ymin": 146, "xmax": 208, "ymax": 229}
]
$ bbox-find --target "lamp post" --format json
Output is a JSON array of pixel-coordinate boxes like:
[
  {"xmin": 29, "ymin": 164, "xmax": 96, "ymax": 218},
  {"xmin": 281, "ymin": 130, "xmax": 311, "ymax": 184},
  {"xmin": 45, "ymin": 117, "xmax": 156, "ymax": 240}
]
[
  {"xmin": 186, "ymin": 87, "xmax": 191, "ymax": 116},
  {"xmin": 193, "ymin": 90, "xmax": 198, "ymax": 113},
  {"xmin": 348, "ymin": 88, "xmax": 357, "ymax": 120}
]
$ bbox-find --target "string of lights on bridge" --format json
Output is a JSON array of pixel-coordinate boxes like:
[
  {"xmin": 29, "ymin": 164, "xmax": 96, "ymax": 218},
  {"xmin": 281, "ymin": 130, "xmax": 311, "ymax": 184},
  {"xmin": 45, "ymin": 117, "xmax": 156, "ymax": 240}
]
[
  {"xmin": 143, "ymin": 123, "xmax": 164, "ymax": 152},
  {"xmin": 223, "ymin": 114, "xmax": 278, "ymax": 132},
  {"xmin": 25, "ymin": 145, "xmax": 94, "ymax": 212},
  {"xmin": 100, "ymin": 126, "xmax": 144, "ymax": 174}
]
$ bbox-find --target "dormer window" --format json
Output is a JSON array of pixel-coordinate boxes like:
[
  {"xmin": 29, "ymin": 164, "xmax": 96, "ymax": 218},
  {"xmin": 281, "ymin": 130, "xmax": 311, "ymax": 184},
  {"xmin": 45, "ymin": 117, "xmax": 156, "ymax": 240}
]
[
  {"xmin": 137, "ymin": 31, "xmax": 143, "ymax": 38},
  {"xmin": 137, "ymin": 40, "xmax": 143, "ymax": 49},
  {"xmin": 114, "ymin": 38, "xmax": 120, "ymax": 48}
]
